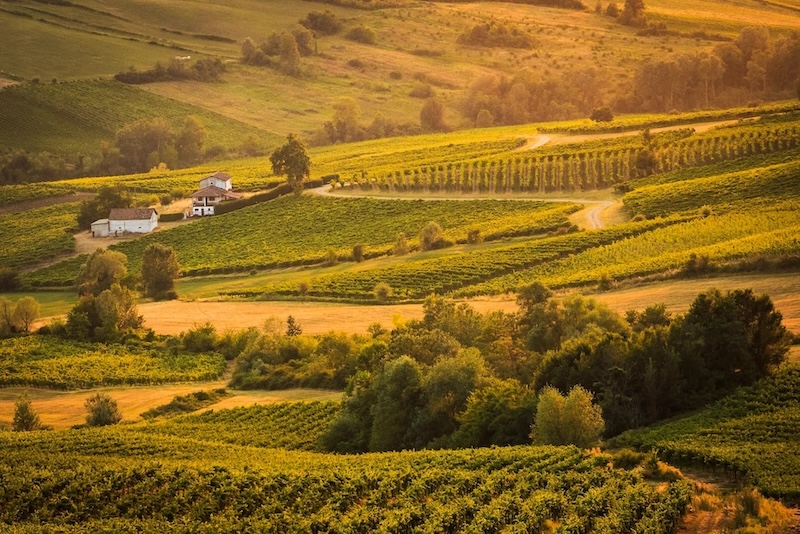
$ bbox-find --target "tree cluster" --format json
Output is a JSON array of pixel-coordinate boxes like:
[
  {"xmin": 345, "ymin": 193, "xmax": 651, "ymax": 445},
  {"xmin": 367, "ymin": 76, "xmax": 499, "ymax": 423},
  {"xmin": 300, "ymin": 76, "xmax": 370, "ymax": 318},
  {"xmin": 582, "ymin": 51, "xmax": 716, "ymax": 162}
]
[
  {"xmin": 77, "ymin": 185, "xmax": 134, "ymax": 230},
  {"xmin": 310, "ymin": 284, "xmax": 789, "ymax": 453},
  {"xmin": 457, "ymin": 23, "xmax": 536, "ymax": 50},
  {"xmin": 311, "ymin": 98, "xmax": 420, "ymax": 146},
  {"xmin": 241, "ymin": 27, "xmax": 314, "ymax": 76},
  {"xmin": 0, "ymin": 296, "xmax": 39, "ymax": 337},
  {"xmin": 299, "ymin": 10, "xmax": 342, "ymax": 35},
  {"xmin": 623, "ymin": 27, "xmax": 800, "ymax": 113},
  {"xmin": 114, "ymin": 57, "xmax": 226, "ymax": 84},
  {"xmin": 95, "ymin": 116, "xmax": 208, "ymax": 175},
  {"xmin": 463, "ymin": 67, "xmax": 607, "ymax": 126}
]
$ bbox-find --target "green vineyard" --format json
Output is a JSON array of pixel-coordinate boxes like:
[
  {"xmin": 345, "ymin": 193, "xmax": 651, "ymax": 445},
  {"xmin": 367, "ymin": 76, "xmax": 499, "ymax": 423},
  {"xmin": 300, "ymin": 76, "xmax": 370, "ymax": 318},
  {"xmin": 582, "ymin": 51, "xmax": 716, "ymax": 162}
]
[
  {"xmin": 611, "ymin": 365, "xmax": 800, "ymax": 498},
  {"xmin": 0, "ymin": 203, "xmax": 79, "ymax": 270},
  {"xmin": 0, "ymin": 425, "xmax": 692, "ymax": 532},
  {"xmin": 0, "ymin": 336, "xmax": 226, "ymax": 389}
]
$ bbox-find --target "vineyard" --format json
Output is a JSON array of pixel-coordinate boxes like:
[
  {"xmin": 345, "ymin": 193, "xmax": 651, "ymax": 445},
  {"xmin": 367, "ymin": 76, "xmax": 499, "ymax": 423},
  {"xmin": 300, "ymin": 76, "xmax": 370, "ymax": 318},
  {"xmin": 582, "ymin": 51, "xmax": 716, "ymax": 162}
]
[
  {"xmin": 341, "ymin": 117, "xmax": 800, "ymax": 195},
  {"xmin": 0, "ymin": 336, "xmax": 226, "ymax": 389},
  {"xmin": 134, "ymin": 401, "xmax": 341, "ymax": 451},
  {"xmin": 24, "ymin": 197, "xmax": 578, "ymax": 285},
  {"xmin": 610, "ymin": 365, "xmax": 800, "ymax": 498},
  {"xmin": 0, "ymin": 79, "xmax": 277, "ymax": 156},
  {"xmin": 234, "ymin": 216, "xmax": 689, "ymax": 300},
  {"xmin": 0, "ymin": 423, "xmax": 692, "ymax": 532},
  {"xmin": 0, "ymin": 202, "xmax": 79, "ymax": 270}
]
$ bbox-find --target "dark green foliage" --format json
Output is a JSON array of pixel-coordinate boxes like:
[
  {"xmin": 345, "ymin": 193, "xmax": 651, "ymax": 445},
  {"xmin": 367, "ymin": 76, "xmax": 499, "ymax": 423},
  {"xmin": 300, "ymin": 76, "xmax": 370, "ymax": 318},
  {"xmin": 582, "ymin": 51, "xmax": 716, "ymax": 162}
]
[
  {"xmin": 142, "ymin": 243, "xmax": 179, "ymax": 300},
  {"xmin": 0, "ymin": 267, "xmax": 20, "ymax": 291},
  {"xmin": 591, "ymin": 106, "xmax": 614, "ymax": 122},
  {"xmin": 115, "ymin": 58, "xmax": 226, "ymax": 84},
  {"xmin": 141, "ymin": 389, "xmax": 229, "ymax": 419},
  {"xmin": 77, "ymin": 185, "xmax": 133, "ymax": 230},
  {"xmin": 300, "ymin": 10, "xmax": 341, "ymax": 35},
  {"xmin": 85, "ymin": 393, "xmax": 122, "ymax": 426},
  {"xmin": 451, "ymin": 379, "xmax": 536, "ymax": 447},
  {"xmin": 458, "ymin": 22, "xmax": 536, "ymax": 49},
  {"xmin": 13, "ymin": 394, "xmax": 42, "ymax": 431},
  {"xmin": 286, "ymin": 316, "xmax": 302, "ymax": 337},
  {"xmin": 182, "ymin": 323, "xmax": 218, "ymax": 353},
  {"xmin": 345, "ymin": 25, "xmax": 376, "ymax": 44},
  {"xmin": 270, "ymin": 134, "xmax": 311, "ymax": 194}
]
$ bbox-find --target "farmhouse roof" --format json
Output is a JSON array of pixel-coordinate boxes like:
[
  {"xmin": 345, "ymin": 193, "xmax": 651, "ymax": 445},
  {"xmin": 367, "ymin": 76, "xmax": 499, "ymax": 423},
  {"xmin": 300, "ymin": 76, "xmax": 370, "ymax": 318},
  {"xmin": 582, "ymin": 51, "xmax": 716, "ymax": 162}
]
[
  {"xmin": 190, "ymin": 185, "xmax": 242, "ymax": 199},
  {"xmin": 108, "ymin": 208, "xmax": 157, "ymax": 221},
  {"xmin": 91, "ymin": 218, "xmax": 109, "ymax": 226},
  {"xmin": 206, "ymin": 171, "xmax": 232, "ymax": 181}
]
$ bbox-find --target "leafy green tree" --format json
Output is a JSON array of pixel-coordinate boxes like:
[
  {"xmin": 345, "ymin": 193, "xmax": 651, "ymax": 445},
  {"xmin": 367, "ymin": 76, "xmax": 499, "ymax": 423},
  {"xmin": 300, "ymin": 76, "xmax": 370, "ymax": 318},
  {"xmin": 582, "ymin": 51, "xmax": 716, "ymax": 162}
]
[
  {"xmin": 420, "ymin": 97, "xmax": 447, "ymax": 132},
  {"xmin": 286, "ymin": 315, "xmax": 303, "ymax": 337},
  {"xmin": 115, "ymin": 117, "xmax": 175, "ymax": 173},
  {"xmin": 279, "ymin": 32, "xmax": 302, "ymax": 76},
  {"xmin": 77, "ymin": 185, "xmax": 134, "ymax": 229},
  {"xmin": 451, "ymin": 379, "xmax": 536, "ymax": 447},
  {"xmin": 270, "ymin": 134, "xmax": 311, "ymax": 194},
  {"xmin": 95, "ymin": 283, "xmax": 143, "ymax": 340},
  {"xmin": 419, "ymin": 221, "xmax": 445, "ymax": 250},
  {"xmin": 369, "ymin": 356, "xmax": 423, "ymax": 451},
  {"xmin": 85, "ymin": 393, "xmax": 122, "ymax": 426},
  {"xmin": 76, "ymin": 249, "xmax": 129, "ymax": 296},
  {"xmin": 0, "ymin": 267, "xmax": 20, "ymax": 291},
  {"xmin": 532, "ymin": 386, "xmax": 604, "ymax": 448},
  {"xmin": 393, "ymin": 232, "xmax": 409, "ymax": 255},
  {"xmin": 175, "ymin": 116, "xmax": 207, "ymax": 166},
  {"xmin": 142, "ymin": 243, "xmax": 179, "ymax": 300},
  {"xmin": 12, "ymin": 296, "xmax": 39, "ymax": 333},
  {"xmin": 13, "ymin": 393, "xmax": 42, "ymax": 431}
]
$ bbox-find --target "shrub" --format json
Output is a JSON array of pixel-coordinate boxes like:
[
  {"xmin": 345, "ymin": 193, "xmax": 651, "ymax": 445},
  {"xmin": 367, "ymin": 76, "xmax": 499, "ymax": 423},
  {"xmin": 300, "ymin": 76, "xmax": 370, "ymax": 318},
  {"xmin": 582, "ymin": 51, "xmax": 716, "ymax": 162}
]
[
  {"xmin": 466, "ymin": 229, "xmax": 483, "ymax": 244},
  {"xmin": 389, "ymin": 70, "xmax": 402, "ymax": 80},
  {"xmin": 347, "ymin": 58, "xmax": 365, "ymax": 69},
  {"xmin": 374, "ymin": 282, "xmax": 393, "ymax": 302},
  {"xmin": 0, "ymin": 268, "xmax": 20, "ymax": 291},
  {"xmin": 352, "ymin": 244, "xmax": 365, "ymax": 263},
  {"xmin": 300, "ymin": 10, "xmax": 341, "ymax": 35},
  {"xmin": 13, "ymin": 394, "xmax": 42, "ymax": 431},
  {"xmin": 419, "ymin": 221, "xmax": 444, "ymax": 251},
  {"xmin": 393, "ymin": 233, "xmax": 409, "ymax": 255},
  {"xmin": 590, "ymin": 106, "xmax": 614, "ymax": 122},
  {"xmin": 346, "ymin": 26, "xmax": 376, "ymax": 44},
  {"xmin": 409, "ymin": 82, "xmax": 434, "ymax": 99},
  {"xmin": 85, "ymin": 393, "xmax": 122, "ymax": 427},
  {"xmin": 324, "ymin": 248, "xmax": 338, "ymax": 266},
  {"xmin": 182, "ymin": 322, "xmax": 218, "ymax": 352}
]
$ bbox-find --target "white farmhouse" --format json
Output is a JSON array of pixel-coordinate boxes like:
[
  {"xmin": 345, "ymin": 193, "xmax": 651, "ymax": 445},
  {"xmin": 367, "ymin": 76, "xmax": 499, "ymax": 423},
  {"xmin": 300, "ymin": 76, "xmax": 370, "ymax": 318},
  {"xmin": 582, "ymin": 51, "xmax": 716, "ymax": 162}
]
[
  {"xmin": 199, "ymin": 171, "xmax": 233, "ymax": 191},
  {"xmin": 191, "ymin": 171, "xmax": 241, "ymax": 216}
]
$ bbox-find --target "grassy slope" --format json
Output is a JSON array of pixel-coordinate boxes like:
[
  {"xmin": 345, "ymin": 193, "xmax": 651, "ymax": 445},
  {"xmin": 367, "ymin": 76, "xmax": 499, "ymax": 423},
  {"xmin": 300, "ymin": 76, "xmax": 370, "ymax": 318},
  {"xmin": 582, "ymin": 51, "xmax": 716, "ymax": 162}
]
[{"xmin": 2, "ymin": 0, "xmax": 799, "ymax": 145}]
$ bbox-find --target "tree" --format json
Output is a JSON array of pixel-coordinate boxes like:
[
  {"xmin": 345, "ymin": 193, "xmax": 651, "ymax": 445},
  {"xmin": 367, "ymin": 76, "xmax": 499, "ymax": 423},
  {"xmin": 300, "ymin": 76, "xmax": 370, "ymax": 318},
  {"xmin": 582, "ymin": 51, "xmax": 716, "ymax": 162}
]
[
  {"xmin": 142, "ymin": 243, "xmax": 179, "ymax": 300},
  {"xmin": 279, "ymin": 32, "xmax": 302, "ymax": 76},
  {"xmin": 531, "ymin": 386, "xmax": 604, "ymax": 448},
  {"xmin": 85, "ymin": 393, "xmax": 122, "ymax": 426},
  {"xmin": 0, "ymin": 267, "xmax": 20, "ymax": 291},
  {"xmin": 419, "ymin": 221, "xmax": 446, "ymax": 250},
  {"xmin": 270, "ymin": 134, "xmax": 311, "ymax": 194},
  {"xmin": 0, "ymin": 297, "xmax": 15, "ymax": 336},
  {"xmin": 175, "ymin": 116, "xmax": 207, "ymax": 166},
  {"xmin": 393, "ymin": 232, "xmax": 409, "ymax": 255},
  {"xmin": 475, "ymin": 108, "xmax": 495, "ymax": 128},
  {"xmin": 452, "ymin": 379, "xmax": 536, "ymax": 447},
  {"xmin": 286, "ymin": 315, "xmax": 302, "ymax": 337},
  {"xmin": 590, "ymin": 106, "xmax": 614, "ymax": 122},
  {"xmin": 76, "ymin": 249, "xmax": 129, "ymax": 296},
  {"xmin": 77, "ymin": 185, "xmax": 134, "ymax": 230},
  {"xmin": 369, "ymin": 356, "xmax": 423, "ymax": 451},
  {"xmin": 95, "ymin": 283, "xmax": 143, "ymax": 340},
  {"xmin": 115, "ymin": 117, "xmax": 175, "ymax": 173},
  {"xmin": 620, "ymin": 0, "xmax": 645, "ymax": 26},
  {"xmin": 13, "ymin": 393, "xmax": 42, "ymax": 431},
  {"xmin": 420, "ymin": 97, "xmax": 447, "ymax": 132},
  {"xmin": 12, "ymin": 296, "xmax": 39, "ymax": 333}
]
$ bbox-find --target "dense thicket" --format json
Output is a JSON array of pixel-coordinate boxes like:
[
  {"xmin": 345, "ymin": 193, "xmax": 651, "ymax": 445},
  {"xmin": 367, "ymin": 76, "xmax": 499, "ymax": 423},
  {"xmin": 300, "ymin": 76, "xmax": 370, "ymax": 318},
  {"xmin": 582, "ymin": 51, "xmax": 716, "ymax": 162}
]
[{"xmin": 115, "ymin": 58, "xmax": 225, "ymax": 84}]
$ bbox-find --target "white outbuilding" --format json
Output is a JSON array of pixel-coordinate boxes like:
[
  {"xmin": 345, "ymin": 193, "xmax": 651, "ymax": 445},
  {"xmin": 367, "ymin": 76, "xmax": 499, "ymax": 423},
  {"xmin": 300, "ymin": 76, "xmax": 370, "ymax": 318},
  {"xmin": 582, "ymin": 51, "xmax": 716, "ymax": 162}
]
[
  {"xmin": 91, "ymin": 218, "xmax": 110, "ymax": 238},
  {"xmin": 105, "ymin": 208, "xmax": 158, "ymax": 236},
  {"xmin": 199, "ymin": 171, "xmax": 233, "ymax": 191}
]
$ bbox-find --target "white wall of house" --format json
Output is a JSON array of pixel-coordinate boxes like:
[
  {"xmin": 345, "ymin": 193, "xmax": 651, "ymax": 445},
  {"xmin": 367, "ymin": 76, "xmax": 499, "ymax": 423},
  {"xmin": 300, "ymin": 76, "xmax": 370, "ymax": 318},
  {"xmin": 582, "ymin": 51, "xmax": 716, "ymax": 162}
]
[
  {"xmin": 91, "ymin": 219, "xmax": 110, "ymax": 237},
  {"xmin": 109, "ymin": 213, "xmax": 158, "ymax": 235},
  {"xmin": 192, "ymin": 205, "xmax": 215, "ymax": 216},
  {"xmin": 200, "ymin": 176, "xmax": 232, "ymax": 190}
]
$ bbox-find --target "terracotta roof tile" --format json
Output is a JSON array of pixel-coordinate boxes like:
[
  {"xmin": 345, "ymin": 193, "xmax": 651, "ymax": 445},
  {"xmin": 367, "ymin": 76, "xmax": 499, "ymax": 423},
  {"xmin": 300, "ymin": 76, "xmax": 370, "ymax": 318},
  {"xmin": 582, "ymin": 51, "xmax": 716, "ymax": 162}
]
[{"xmin": 108, "ymin": 208, "xmax": 157, "ymax": 221}]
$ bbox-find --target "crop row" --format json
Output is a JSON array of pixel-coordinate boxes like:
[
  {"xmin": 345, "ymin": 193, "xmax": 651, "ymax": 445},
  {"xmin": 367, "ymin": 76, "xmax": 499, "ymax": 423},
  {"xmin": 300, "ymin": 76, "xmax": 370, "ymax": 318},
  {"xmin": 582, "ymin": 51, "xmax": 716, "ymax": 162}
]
[
  {"xmin": 610, "ymin": 366, "xmax": 800, "ymax": 498},
  {"xmin": 133, "ymin": 401, "xmax": 341, "ymax": 451},
  {"xmin": 26, "ymin": 197, "xmax": 575, "ymax": 285},
  {"xmin": 232, "ymin": 216, "xmax": 689, "ymax": 300},
  {"xmin": 0, "ymin": 202, "xmax": 79, "ymax": 270},
  {"xmin": 343, "ymin": 121, "xmax": 799, "ymax": 195},
  {"xmin": 0, "ymin": 427, "xmax": 692, "ymax": 532},
  {"xmin": 0, "ymin": 336, "xmax": 226, "ymax": 390},
  {"xmin": 624, "ymin": 158, "xmax": 800, "ymax": 217},
  {"xmin": 458, "ymin": 211, "xmax": 800, "ymax": 295}
]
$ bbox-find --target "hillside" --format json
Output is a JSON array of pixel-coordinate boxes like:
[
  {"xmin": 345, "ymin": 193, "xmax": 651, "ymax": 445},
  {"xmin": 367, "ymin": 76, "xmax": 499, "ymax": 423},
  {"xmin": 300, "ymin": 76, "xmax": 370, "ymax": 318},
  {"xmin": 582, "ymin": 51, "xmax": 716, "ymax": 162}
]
[{"xmin": 2, "ymin": 0, "xmax": 799, "ymax": 154}]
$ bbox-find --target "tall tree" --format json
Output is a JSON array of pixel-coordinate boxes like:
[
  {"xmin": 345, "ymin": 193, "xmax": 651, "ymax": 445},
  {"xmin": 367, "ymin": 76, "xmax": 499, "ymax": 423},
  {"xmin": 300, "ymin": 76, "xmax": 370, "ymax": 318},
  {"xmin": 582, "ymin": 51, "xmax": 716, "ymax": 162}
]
[
  {"xmin": 77, "ymin": 185, "xmax": 134, "ymax": 230},
  {"xmin": 12, "ymin": 296, "xmax": 39, "ymax": 333},
  {"xmin": 13, "ymin": 393, "xmax": 42, "ymax": 431},
  {"xmin": 141, "ymin": 243, "xmax": 179, "ymax": 300},
  {"xmin": 270, "ymin": 134, "xmax": 311, "ymax": 194},
  {"xmin": 175, "ymin": 116, "xmax": 207, "ymax": 166},
  {"xmin": 76, "ymin": 250, "xmax": 129, "ymax": 296}
]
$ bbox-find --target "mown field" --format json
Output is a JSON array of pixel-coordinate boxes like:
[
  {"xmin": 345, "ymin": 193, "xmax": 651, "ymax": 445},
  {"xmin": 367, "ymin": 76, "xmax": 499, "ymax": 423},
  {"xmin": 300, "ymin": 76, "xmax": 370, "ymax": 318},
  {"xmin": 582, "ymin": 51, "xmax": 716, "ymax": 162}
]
[{"xmin": 610, "ymin": 365, "xmax": 800, "ymax": 499}]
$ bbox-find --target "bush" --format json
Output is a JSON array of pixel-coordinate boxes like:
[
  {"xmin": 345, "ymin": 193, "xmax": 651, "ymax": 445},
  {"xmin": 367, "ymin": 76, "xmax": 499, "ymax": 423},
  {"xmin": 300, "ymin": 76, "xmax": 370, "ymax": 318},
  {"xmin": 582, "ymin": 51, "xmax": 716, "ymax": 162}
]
[
  {"xmin": 419, "ymin": 221, "xmax": 452, "ymax": 250},
  {"xmin": 13, "ymin": 394, "xmax": 42, "ymax": 431},
  {"xmin": 300, "ymin": 10, "xmax": 341, "ymax": 35},
  {"xmin": 347, "ymin": 58, "xmax": 365, "ymax": 69},
  {"xmin": 590, "ymin": 106, "xmax": 614, "ymax": 122},
  {"xmin": 182, "ymin": 323, "xmax": 218, "ymax": 352},
  {"xmin": 352, "ymin": 244, "xmax": 365, "ymax": 263},
  {"xmin": 346, "ymin": 26, "xmax": 376, "ymax": 44},
  {"xmin": 0, "ymin": 267, "xmax": 20, "ymax": 291},
  {"xmin": 409, "ymin": 82, "xmax": 434, "ymax": 99},
  {"xmin": 374, "ymin": 282, "xmax": 393, "ymax": 302},
  {"xmin": 85, "ymin": 393, "xmax": 122, "ymax": 426}
]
